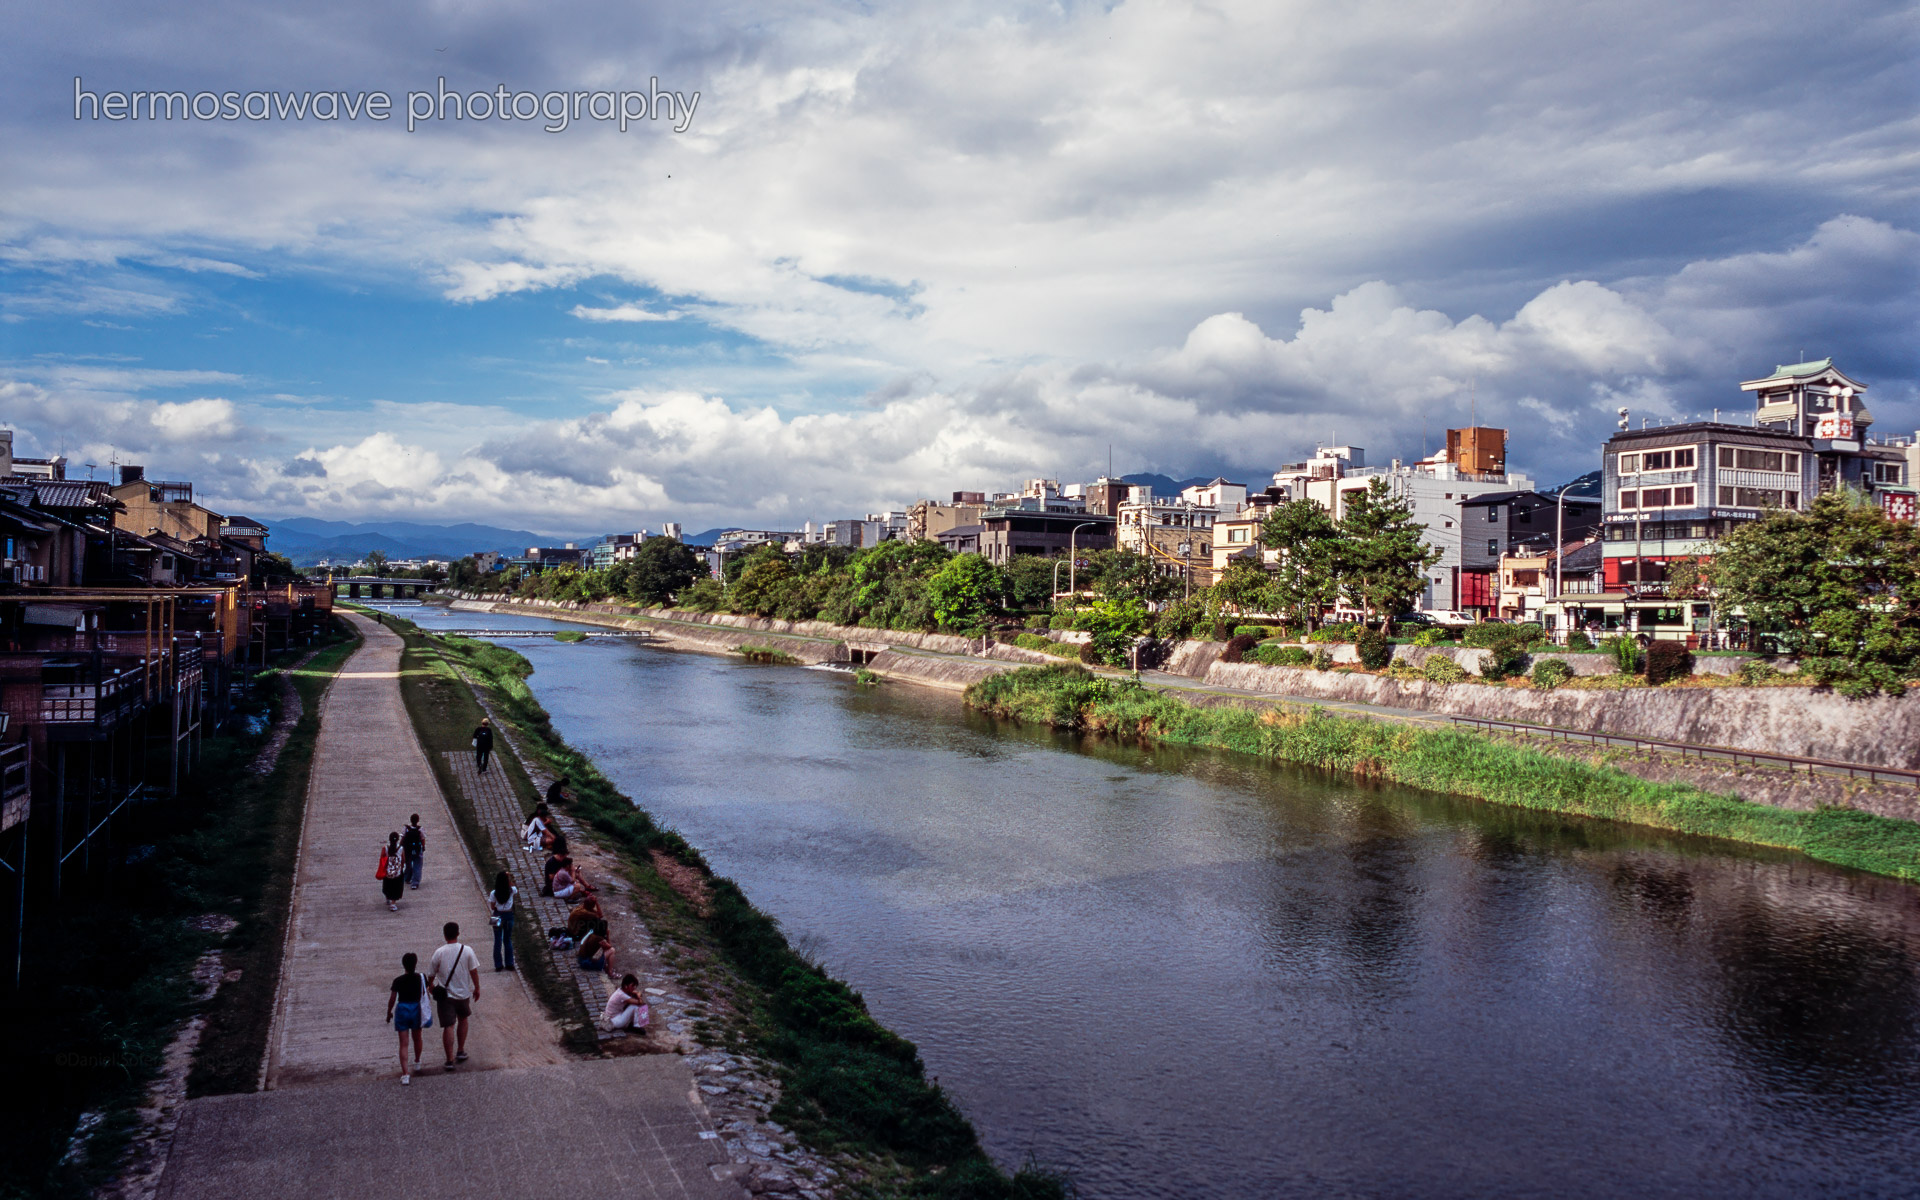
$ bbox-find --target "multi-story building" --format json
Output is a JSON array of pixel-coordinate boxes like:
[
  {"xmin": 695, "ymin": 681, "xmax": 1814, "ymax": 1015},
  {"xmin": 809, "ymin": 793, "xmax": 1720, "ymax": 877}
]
[
  {"xmin": 1546, "ymin": 360, "xmax": 1914, "ymax": 641},
  {"xmin": 907, "ymin": 494, "xmax": 986, "ymax": 541},
  {"xmin": 1116, "ymin": 485, "xmax": 1220, "ymax": 589},
  {"xmin": 940, "ymin": 508, "xmax": 1115, "ymax": 567},
  {"xmin": 1457, "ymin": 490, "xmax": 1601, "ymax": 617}
]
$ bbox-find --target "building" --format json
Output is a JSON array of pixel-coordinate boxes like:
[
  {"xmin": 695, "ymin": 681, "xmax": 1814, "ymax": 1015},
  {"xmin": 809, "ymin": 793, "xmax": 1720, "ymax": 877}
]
[
  {"xmin": 1115, "ymin": 486, "xmax": 1219, "ymax": 588},
  {"xmin": 907, "ymin": 494, "xmax": 987, "ymax": 542},
  {"xmin": 0, "ymin": 429, "xmax": 68, "ymax": 481},
  {"xmin": 1456, "ymin": 491, "xmax": 1601, "ymax": 617},
  {"xmin": 661, "ymin": 522, "xmax": 683, "ymax": 541},
  {"xmin": 1540, "ymin": 360, "xmax": 1915, "ymax": 642},
  {"xmin": 509, "ymin": 544, "xmax": 589, "ymax": 573},
  {"xmin": 958, "ymin": 508, "xmax": 1115, "ymax": 566}
]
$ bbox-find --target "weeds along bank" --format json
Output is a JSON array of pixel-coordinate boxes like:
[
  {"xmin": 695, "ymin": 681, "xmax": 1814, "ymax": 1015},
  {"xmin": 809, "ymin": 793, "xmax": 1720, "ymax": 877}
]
[
  {"xmin": 965, "ymin": 665, "xmax": 1920, "ymax": 884},
  {"xmin": 385, "ymin": 614, "xmax": 1066, "ymax": 1200}
]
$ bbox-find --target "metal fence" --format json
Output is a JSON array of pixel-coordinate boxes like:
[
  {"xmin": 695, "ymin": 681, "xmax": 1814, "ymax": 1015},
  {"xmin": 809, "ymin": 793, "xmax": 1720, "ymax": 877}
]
[{"xmin": 1448, "ymin": 715, "xmax": 1920, "ymax": 787}]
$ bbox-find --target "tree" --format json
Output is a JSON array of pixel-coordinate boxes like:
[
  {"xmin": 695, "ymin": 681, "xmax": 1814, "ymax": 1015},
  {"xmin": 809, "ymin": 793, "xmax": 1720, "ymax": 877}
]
[
  {"xmin": 730, "ymin": 557, "xmax": 796, "ymax": 616},
  {"xmin": 365, "ymin": 549, "xmax": 390, "ymax": 577},
  {"xmin": 999, "ymin": 554, "xmax": 1060, "ymax": 611},
  {"xmin": 926, "ymin": 553, "xmax": 1000, "ymax": 631},
  {"xmin": 1211, "ymin": 561, "xmax": 1274, "ymax": 616},
  {"xmin": 1260, "ymin": 499, "xmax": 1341, "ymax": 629},
  {"xmin": 849, "ymin": 539, "xmax": 952, "ymax": 617},
  {"xmin": 252, "ymin": 551, "xmax": 296, "ymax": 583},
  {"xmin": 1335, "ymin": 478, "xmax": 1442, "ymax": 631},
  {"xmin": 1713, "ymin": 489, "xmax": 1920, "ymax": 696},
  {"xmin": 1085, "ymin": 549, "xmax": 1180, "ymax": 605},
  {"xmin": 1083, "ymin": 597, "xmax": 1149, "ymax": 666},
  {"xmin": 624, "ymin": 537, "xmax": 704, "ymax": 605}
]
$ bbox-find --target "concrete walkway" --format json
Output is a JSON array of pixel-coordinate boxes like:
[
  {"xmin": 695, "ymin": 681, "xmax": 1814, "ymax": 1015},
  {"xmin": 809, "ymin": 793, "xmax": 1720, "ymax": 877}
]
[{"xmin": 160, "ymin": 614, "xmax": 738, "ymax": 1199}]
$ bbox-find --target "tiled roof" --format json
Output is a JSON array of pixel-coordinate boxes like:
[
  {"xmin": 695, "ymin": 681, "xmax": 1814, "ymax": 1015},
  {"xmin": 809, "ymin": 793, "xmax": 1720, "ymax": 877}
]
[
  {"xmin": 13, "ymin": 480, "xmax": 114, "ymax": 510},
  {"xmin": 1762, "ymin": 357, "xmax": 1834, "ymax": 380}
]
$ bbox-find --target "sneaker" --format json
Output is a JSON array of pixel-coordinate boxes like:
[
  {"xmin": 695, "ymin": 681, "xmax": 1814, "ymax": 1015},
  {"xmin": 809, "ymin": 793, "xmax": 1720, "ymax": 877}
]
[
  {"xmin": 401, "ymin": 1074, "xmax": 410, "ymax": 1086},
  {"xmin": 455, "ymin": 1051, "xmax": 468, "ymax": 1063},
  {"xmin": 445, "ymin": 1061, "xmax": 456, "ymax": 1071}
]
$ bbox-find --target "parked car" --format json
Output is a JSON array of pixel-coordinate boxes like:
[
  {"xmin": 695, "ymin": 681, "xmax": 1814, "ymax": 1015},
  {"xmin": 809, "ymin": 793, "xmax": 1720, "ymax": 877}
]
[{"xmin": 1422, "ymin": 610, "xmax": 1477, "ymax": 628}]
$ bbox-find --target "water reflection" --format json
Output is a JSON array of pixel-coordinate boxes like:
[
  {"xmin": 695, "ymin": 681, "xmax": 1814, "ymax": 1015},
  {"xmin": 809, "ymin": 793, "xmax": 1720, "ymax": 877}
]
[{"xmin": 370, "ymin": 602, "xmax": 1920, "ymax": 1199}]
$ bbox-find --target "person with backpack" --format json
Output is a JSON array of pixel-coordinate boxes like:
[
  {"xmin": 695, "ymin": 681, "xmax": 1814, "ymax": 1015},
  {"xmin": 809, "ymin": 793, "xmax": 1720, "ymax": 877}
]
[
  {"xmin": 472, "ymin": 718, "xmax": 494, "ymax": 773},
  {"xmin": 379, "ymin": 831, "xmax": 404, "ymax": 911},
  {"xmin": 385, "ymin": 951, "xmax": 432, "ymax": 1085},
  {"xmin": 426, "ymin": 921, "xmax": 481, "ymax": 1070},
  {"xmin": 488, "ymin": 871, "xmax": 518, "ymax": 972},
  {"xmin": 401, "ymin": 815, "xmax": 426, "ymax": 890}
]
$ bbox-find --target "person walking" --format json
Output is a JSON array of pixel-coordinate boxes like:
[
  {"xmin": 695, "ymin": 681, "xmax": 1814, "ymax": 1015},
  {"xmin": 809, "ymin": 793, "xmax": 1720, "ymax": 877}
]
[
  {"xmin": 379, "ymin": 831, "xmax": 404, "ymax": 911},
  {"xmin": 472, "ymin": 718, "xmax": 494, "ymax": 774},
  {"xmin": 385, "ymin": 951, "xmax": 432, "ymax": 1085},
  {"xmin": 426, "ymin": 921, "xmax": 481, "ymax": 1070},
  {"xmin": 488, "ymin": 871, "xmax": 518, "ymax": 972},
  {"xmin": 401, "ymin": 814, "xmax": 426, "ymax": 890}
]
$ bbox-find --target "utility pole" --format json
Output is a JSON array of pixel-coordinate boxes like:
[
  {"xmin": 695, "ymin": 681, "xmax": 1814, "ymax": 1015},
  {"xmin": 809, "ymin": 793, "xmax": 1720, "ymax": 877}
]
[{"xmin": 1067, "ymin": 522, "xmax": 1100, "ymax": 597}]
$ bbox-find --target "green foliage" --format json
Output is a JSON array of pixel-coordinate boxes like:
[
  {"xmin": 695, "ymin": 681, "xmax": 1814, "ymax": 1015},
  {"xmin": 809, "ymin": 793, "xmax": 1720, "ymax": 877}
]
[
  {"xmin": 678, "ymin": 578, "xmax": 727, "ymax": 611},
  {"xmin": 1601, "ymin": 635, "xmax": 1642, "ymax": 674},
  {"xmin": 1307, "ymin": 623, "xmax": 1357, "ymax": 643},
  {"xmin": 1713, "ymin": 489, "xmax": 1920, "ymax": 696},
  {"xmin": 1463, "ymin": 622, "xmax": 1544, "ymax": 648},
  {"xmin": 1355, "ymin": 627, "xmax": 1392, "ymax": 669},
  {"xmin": 1220, "ymin": 634, "xmax": 1261, "ymax": 663},
  {"xmin": 1423, "ymin": 654, "xmax": 1468, "ymax": 683},
  {"xmin": 1336, "ymin": 477, "xmax": 1444, "ymax": 629},
  {"xmin": 1413, "ymin": 627, "xmax": 1450, "ymax": 647},
  {"xmin": 1152, "ymin": 594, "xmax": 1211, "ymax": 640},
  {"xmin": 1260, "ymin": 499, "xmax": 1342, "ymax": 628},
  {"xmin": 1311, "ymin": 648, "xmax": 1335, "ymax": 671},
  {"xmin": 1211, "ymin": 562, "xmax": 1275, "ymax": 617},
  {"xmin": 1737, "ymin": 658, "xmax": 1779, "ymax": 684},
  {"xmin": 1566, "ymin": 630, "xmax": 1594, "ymax": 652},
  {"xmin": 1645, "ymin": 640, "xmax": 1692, "ymax": 686},
  {"xmin": 736, "ymin": 643, "xmax": 800, "ymax": 664},
  {"xmin": 1530, "ymin": 658, "xmax": 1574, "ymax": 690},
  {"xmin": 999, "ymin": 554, "xmax": 1062, "ymax": 612},
  {"xmin": 960, "ymin": 665, "xmax": 1920, "ymax": 883},
  {"xmin": 853, "ymin": 667, "xmax": 880, "ymax": 685},
  {"xmin": 552, "ymin": 630, "xmax": 588, "ymax": 643},
  {"xmin": 622, "ymin": 537, "xmax": 705, "ymax": 604},
  {"xmin": 1232, "ymin": 624, "xmax": 1270, "ymax": 639},
  {"xmin": 927, "ymin": 553, "xmax": 1002, "ymax": 631},
  {"xmin": 1083, "ymin": 597, "xmax": 1149, "ymax": 666},
  {"xmin": 1085, "ymin": 548, "xmax": 1181, "ymax": 605},
  {"xmin": 1025, "ymin": 613, "xmax": 1052, "ymax": 630},
  {"xmin": 730, "ymin": 557, "xmax": 797, "ymax": 616},
  {"xmin": 1014, "ymin": 632, "xmax": 1054, "ymax": 652},
  {"xmin": 1250, "ymin": 644, "xmax": 1312, "ymax": 667}
]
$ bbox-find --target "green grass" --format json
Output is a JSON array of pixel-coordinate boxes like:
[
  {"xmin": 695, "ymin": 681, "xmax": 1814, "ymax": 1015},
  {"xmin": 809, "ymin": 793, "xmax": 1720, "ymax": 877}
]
[
  {"xmin": 0, "ymin": 621, "xmax": 358, "ymax": 1200},
  {"xmin": 736, "ymin": 643, "xmax": 800, "ymax": 664},
  {"xmin": 966, "ymin": 665, "xmax": 1920, "ymax": 883},
  {"xmin": 425, "ymin": 630, "xmax": 1070, "ymax": 1199},
  {"xmin": 553, "ymin": 630, "xmax": 588, "ymax": 643}
]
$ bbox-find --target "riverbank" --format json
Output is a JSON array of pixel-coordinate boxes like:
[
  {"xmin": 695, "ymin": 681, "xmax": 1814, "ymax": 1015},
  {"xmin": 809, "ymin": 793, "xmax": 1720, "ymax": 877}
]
[
  {"xmin": 379, "ymin": 610, "xmax": 1069, "ymax": 1199},
  {"xmin": 966, "ymin": 665, "xmax": 1920, "ymax": 883}
]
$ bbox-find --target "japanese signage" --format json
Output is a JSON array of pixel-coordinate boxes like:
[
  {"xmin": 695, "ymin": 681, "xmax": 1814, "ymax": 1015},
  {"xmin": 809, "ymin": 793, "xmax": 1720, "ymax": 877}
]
[
  {"xmin": 1815, "ymin": 414, "xmax": 1854, "ymax": 439},
  {"xmin": 1883, "ymin": 491, "xmax": 1918, "ymax": 524}
]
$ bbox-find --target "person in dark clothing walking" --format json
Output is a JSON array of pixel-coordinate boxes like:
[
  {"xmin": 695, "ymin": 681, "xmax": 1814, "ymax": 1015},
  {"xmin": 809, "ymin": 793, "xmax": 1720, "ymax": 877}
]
[
  {"xmin": 401, "ymin": 814, "xmax": 426, "ymax": 890},
  {"xmin": 472, "ymin": 718, "xmax": 494, "ymax": 773}
]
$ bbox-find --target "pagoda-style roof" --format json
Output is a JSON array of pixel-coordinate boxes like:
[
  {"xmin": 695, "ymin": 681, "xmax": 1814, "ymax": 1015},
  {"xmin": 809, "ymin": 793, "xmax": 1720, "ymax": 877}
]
[{"xmin": 1740, "ymin": 358, "xmax": 1868, "ymax": 392}]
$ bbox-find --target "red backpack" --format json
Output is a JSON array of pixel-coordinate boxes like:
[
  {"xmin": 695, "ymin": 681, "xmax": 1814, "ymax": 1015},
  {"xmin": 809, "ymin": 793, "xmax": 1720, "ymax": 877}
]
[{"xmin": 376, "ymin": 848, "xmax": 391, "ymax": 880}]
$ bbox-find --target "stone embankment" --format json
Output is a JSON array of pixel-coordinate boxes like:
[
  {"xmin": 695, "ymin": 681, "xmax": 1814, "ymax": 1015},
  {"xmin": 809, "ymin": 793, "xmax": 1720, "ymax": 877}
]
[{"xmin": 434, "ymin": 594, "xmax": 1917, "ymax": 769}]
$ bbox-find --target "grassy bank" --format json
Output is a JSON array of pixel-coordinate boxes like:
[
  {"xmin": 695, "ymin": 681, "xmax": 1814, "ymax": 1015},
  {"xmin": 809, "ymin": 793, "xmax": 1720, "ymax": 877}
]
[
  {"xmin": 967, "ymin": 665, "xmax": 1920, "ymax": 882},
  {"xmin": 390, "ymin": 616, "xmax": 1066, "ymax": 1199},
  {"xmin": 0, "ymin": 620, "xmax": 358, "ymax": 1200}
]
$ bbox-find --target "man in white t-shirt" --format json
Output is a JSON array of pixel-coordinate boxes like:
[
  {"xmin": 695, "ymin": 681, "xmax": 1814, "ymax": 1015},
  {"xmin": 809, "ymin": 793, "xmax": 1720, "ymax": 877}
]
[{"xmin": 426, "ymin": 921, "xmax": 481, "ymax": 1070}]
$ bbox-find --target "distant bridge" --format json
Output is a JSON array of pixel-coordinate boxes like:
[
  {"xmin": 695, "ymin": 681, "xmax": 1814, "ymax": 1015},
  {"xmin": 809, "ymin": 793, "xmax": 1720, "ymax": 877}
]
[{"xmin": 331, "ymin": 576, "xmax": 439, "ymax": 599}]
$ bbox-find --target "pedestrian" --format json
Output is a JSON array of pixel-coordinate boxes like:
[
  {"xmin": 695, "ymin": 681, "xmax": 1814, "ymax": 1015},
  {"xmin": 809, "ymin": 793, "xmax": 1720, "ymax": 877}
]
[
  {"xmin": 488, "ymin": 871, "xmax": 518, "ymax": 972},
  {"xmin": 603, "ymin": 974, "xmax": 648, "ymax": 1033},
  {"xmin": 401, "ymin": 814, "xmax": 426, "ymax": 890},
  {"xmin": 426, "ymin": 921, "xmax": 481, "ymax": 1070},
  {"xmin": 379, "ymin": 831, "xmax": 404, "ymax": 911},
  {"xmin": 385, "ymin": 951, "xmax": 432, "ymax": 1085},
  {"xmin": 472, "ymin": 718, "xmax": 494, "ymax": 773}
]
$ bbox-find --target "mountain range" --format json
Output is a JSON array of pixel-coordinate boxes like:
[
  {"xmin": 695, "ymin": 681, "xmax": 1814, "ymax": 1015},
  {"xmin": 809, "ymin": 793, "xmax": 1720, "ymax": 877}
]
[{"xmin": 262, "ymin": 517, "xmax": 566, "ymax": 565}]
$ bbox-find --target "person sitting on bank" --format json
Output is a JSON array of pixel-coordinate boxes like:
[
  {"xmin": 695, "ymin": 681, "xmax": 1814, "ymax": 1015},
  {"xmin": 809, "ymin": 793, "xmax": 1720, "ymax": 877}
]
[
  {"xmin": 566, "ymin": 894, "xmax": 604, "ymax": 941},
  {"xmin": 545, "ymin": 776, "xmax": 572, "ymax": 810},
  {"xmin": 576, "ymin": 920, "xmax": 616, "ymax": 977},
  {"xmin": 541, "ymin": 838, "xmax": 569, "ymax": 895},
  {"xmin": 523, "ymin": 804, "xmax": 553, "ymax": 851},
  {"xmin": 603, "ymin": 974, "xmax": 649, "ymax": 1032},
  {"xmin": 552, "ymin": 860, "xmax": 587, "ymax": 902}
]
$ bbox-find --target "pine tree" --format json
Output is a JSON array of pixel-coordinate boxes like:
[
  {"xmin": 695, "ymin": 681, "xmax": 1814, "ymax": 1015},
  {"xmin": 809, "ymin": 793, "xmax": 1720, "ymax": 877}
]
[{"xmin": 1335, "ymin": 477, "xmax": 1442, "ymax": 632}]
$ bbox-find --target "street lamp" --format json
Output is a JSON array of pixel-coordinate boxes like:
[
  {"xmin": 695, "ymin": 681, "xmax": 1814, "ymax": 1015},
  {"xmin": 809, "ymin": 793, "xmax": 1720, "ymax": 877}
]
[
  {"xmin": 1067, "ymin": 521, "xmax": 1102, "ymax": 596},
  {"xmin": 1554, "ymin": 476, "xmax": 1600, "ymax": 640}
]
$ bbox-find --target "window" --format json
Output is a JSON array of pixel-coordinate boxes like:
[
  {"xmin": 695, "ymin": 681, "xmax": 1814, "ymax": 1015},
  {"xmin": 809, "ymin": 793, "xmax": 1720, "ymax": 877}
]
[
  {"xmin": 1228, "ymin": 527, "xmax": 1248, "ymax": 543},
  {"xmin": 1444, "ymin": 520, "xmax": 1453, "ymax": 528},
  {"xmin": 1619, "ymin": 490, "xmax": 1638, "ymax": 510},
  {"xmin": 1876, "ymin": 462, "xmax": 1904, "ymax": 484},
  {"xmin": 1487, "ymin": 506, "xmax": 1500, "ymax": 521},
  {"xmin": 1620, "ymin": 453, "xmax": 1640, "ymax": 473},
  {"xmin": 1487, "ymin": 539, "xmax": 1499, "ymax": 555},
  {"xmin": 1672, "ymin": 486, "xmax": 1694, "ymax": 506},
  {"xmin": 1723, "ymin": 486, "xmax": 1798, "ymax": 509},
  {"xmin": 1641, "ymin": 487, "xmax": 1671, "ymax": 507},
  {"xmin": 1721, "ymin": 447, "xmax": 1792, "ymax": 472},
  {"xmin": 1673, "ymin": 448, "xmax": 1695, "ymax": 469},
  {"xmin": 1518, "ymin": 507, "xmax": 1532, "ymax": 524},
  {"xmin": 1641, "ymin": 450, "xmax": 1673, "ymax": 471}
]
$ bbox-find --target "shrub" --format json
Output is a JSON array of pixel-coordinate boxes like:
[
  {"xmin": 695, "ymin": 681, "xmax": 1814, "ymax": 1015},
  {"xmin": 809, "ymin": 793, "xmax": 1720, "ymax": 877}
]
[
  {"xmin": 1049, "ymin": 612, "xmax": 1074, "ymax": 631},
  {"xmin": 1232, "ymin": 625, "xmax": 1270, "ymax": 639},
  {"xmin": 1423, "ymin": 654, "xmax": 1468, "ymax": 683},
  {"xmin": 1220, "ymin": 634, "xmax": 1261, "ymax": 664},
  {"xmin": 1737, "ymin": 658, "xmax": 1779, "ymax": 684},
  {"xmin": 1013, "ymin": 632, "xmax": 1053, "ymax": 652},
  {"xmin": 1645, "ymin": 640, "xmax": 1692, "ymax": 686},
  {"xmin": 1464, "ymin": 622, "xmax": 1546, "ymax": 649},
  {"xmin": 1311, "ymin": 648, "xmax": 1335, "ymax": 671},
  {"xmin": 1211, "ymin": 621, "xmax": 1234, "ymax": 642},
  {"xmin": 1602, "ymin": 636, "xmax": 1642, "ymax": 675},
  {"xmin": 1355, "ymin": 628, "xmax": 1392, "ymax": 669},
  {"xmin": 1077, "ymin": 641, "xmax": 1099, "ymax": 664},
  {"xmin": 1565, "ymin": 630, "xmax": 1594, "ymax": 652},
  {"xmin": 1309, "ymin": 622, "xmax": 1358, "ymax": 643},
  {"xmin": 553, "ymin": 630, "xmax": 587, "ymax": 643},
  {"xmin": 1026, "ymin": 614, "xmax": 1051, "ymax": 630},
  {"xmin": 1412, "ymin": 627, "xmax": 1449, "ymax": 647},
  {"xmin": 1531, "ymin": 658, "xmax": 1574, "ymax": 690},
  {"xmin": 1250, "ymin": 644, "xmax": 1312, "ymax": 667}
]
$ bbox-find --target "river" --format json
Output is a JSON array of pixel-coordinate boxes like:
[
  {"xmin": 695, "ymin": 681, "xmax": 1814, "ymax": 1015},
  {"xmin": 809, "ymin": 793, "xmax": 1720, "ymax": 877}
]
[{"xmin": 372, "ymin": 602, "xmax": 1920, "ymax": 1199}]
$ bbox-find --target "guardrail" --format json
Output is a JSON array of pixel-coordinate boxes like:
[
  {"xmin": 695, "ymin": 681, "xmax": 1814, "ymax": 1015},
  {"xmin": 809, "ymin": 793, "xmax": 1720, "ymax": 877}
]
[{"xmin": 1448, "ymin": 715, "xmax": 1920, "ymax": 787}]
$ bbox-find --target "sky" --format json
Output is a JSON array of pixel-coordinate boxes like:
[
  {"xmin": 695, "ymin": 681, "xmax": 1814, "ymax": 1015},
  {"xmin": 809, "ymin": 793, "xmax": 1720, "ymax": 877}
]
[{"xmin": 3, "ymin": 0, "xmax": 1916, "ymax": 537}]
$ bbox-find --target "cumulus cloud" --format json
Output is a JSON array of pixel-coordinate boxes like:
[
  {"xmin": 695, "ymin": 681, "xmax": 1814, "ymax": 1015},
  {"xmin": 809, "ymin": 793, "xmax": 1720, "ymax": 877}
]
[{"xmin": 570, "ymin": 303, "xmax": 676, "ymax": 322}]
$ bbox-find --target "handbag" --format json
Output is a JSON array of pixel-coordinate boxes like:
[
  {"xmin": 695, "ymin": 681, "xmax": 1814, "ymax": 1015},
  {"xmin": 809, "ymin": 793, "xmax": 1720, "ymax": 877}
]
[
  {"xmin": 376, "ymin": 851, "xmax": 390, "ymax": 881},
  {"xmin": 430, "ymin": 944, "xmax": 464, "ymax": 1003},
  {"xmin": 418, "ymin": 973, "xmax": 433, "ymax": 1027}
]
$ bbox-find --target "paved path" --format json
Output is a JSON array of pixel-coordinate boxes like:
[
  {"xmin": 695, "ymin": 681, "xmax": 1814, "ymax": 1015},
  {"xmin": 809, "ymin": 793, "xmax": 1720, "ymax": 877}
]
[
  {"xmin": 266, "ymin": 612, "xmax": 562, "ymax": 1086},
  {"xmin": 159, "ymin": 613, "xmax": 740, "ymax": 1200}
]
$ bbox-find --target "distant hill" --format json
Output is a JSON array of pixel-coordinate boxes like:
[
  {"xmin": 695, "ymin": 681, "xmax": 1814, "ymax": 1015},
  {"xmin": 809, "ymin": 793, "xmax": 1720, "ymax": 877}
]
[
  {"xmin": 1546, "ymin": 470, "xmax": 1603, "ymax": 497},
  {"xmin": 1119, "ymin": 472, "xmax": 1237, "ymax": 496},
  {"xmin": 262, "ymin": 517, "xmax": 566, "ymax": 566}
]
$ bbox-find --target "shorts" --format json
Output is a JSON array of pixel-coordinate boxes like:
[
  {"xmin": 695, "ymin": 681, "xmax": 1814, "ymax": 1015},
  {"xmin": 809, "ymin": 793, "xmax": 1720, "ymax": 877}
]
[
  {"xmin": 576, "ymin": 955, "xmax": 602, "ymax": 971},
  {"xmin": 394, "ymin": 1001, "xmax": 423, "ymax": 1031},
  {"xmin": 435, "ymin": 995, "xmax": 472, "ymax": 1025}
]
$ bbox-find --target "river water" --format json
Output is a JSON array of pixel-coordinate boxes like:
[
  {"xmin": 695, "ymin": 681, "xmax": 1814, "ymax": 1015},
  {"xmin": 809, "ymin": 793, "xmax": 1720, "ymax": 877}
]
[{"xmin": 375, "ymin": 603, "xmax": 1920, "ymax": 1199}]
